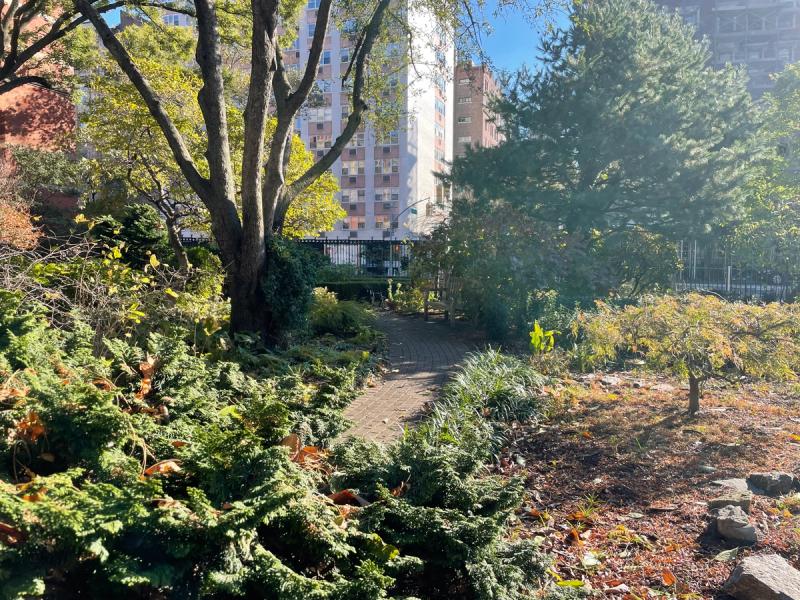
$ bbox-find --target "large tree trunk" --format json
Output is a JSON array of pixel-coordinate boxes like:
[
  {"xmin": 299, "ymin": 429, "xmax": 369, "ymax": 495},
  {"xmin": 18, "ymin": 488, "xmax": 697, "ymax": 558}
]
[
  {"xmin": 688, "ymin": 373, "xmax": 701, "ymax": 415},
  {"xmin": 228, "ymin": 261, "xmax": 270, "ymax": 338}
]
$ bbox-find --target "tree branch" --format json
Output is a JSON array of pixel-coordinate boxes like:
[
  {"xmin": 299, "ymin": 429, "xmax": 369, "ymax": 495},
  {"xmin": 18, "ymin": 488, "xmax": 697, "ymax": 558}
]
[
  {"xmin": 76, "ymin": 0, "xmax": 212, "ymax": 204},
  {"xmin": 285, "ymin": 0, "xmax": 333, "ymax": 111},
  {"xmin": 285, "ymin": 0, "xmax": 391, "ymax": 202}
]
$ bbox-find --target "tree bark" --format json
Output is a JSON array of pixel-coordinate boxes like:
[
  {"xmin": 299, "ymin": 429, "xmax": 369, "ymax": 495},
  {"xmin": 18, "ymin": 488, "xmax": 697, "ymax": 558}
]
[
  {"xmin": 165, "ymin": 220, "xmax": 191, "ymax": 272},
  {"xmin": 688, "ymin": 373, "xmax": 701, "ymax": 415}
]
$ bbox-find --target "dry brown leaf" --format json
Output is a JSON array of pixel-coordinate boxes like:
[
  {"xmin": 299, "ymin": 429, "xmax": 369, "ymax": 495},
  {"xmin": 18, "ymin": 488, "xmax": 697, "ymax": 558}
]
[
  {"xmin": 661, "ymin": 569, "xmax": 676, "ymax": 586},
  {"xmin": 92, "ymin": 378, "xmax": 114, "ymax": 391},
  {"xmin": 0, "ymin": 522, "xmax": 25, "ymax": 545},
  {"xmin": 328, "ymin": 489, "xmax": 370, "ymax": 507},
  {"xmin": 390, "ymin": 481, "xmax": 409, "ymax": 498},
  {"xmin": 280, "ymin": 434, "xmax": 302, "ymax": 458},
  {"xmin": 143, "ymin": 459, "xmax": 182, "ymax": 477},
  {"xmin": 16, "ymin": 411, "xmax": 45, "ymax": 442}
]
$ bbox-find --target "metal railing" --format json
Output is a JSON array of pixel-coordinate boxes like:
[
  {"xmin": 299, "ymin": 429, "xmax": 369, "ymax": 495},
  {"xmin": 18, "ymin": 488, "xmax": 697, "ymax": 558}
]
[
  {"xmin": 298, "ymin": 239, "xmax": 412, "ymax": 277},
  {"xmin": 673, "ymin": 265, "xmax": 799, "ymax": 301}
]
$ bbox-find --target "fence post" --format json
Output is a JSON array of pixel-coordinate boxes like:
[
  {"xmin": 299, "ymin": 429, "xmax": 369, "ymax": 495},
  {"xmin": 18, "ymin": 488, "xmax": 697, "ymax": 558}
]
[{"xmin": 726, "ymin": 265, "xmax": 731, "ymax": 293}]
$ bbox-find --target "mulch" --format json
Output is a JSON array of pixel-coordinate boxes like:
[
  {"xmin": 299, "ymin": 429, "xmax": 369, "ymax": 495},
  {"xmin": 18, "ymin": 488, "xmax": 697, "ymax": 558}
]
[{"xmin": 496, "ymin": 372, "xmax": 800, "ymax": 599}]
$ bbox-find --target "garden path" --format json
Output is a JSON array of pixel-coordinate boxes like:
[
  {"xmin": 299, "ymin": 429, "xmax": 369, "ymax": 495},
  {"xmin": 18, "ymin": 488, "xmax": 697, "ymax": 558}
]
[{"xmin": 341, "ymin": 312, "xmax": 473, "ymax": 442}]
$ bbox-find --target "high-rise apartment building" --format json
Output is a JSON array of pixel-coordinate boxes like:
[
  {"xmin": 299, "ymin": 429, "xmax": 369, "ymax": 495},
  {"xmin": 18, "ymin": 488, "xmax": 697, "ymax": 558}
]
[
  {"xmin": 289, "ymin": 4, "xmax": 454, "ymax": 240},
  {"xmin": 659, "ymin": 0, "xmax": 800, "ymax": 96},
  {"xmin": 156, "ymin": 4, "xmax": 453, "ymax": 239},
  {"xmin": 453, "ymin": 62, "xmax": 503, "ymax": 159}
]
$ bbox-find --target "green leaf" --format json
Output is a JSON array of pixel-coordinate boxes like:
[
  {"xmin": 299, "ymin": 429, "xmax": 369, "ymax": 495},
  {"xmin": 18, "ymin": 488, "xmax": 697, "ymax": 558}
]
[
  {"xmin": 88, "ymin": 539, "xmax": 110, "ymax": 563},
  {"xmin": 714, "ymin": 547, "xmax": 740, "ymax": 562}
]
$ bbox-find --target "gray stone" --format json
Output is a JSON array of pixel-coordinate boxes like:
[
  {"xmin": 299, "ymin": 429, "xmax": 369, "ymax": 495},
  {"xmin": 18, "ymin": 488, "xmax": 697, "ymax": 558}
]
[
  {"xmin": 715, "ymin": 505, "xmax": 757, "ymax": 544},
  {"xmin": 600, "ymin": 375, "xmax": 621, "ymax": 386},
  {"xmin": 712, "ymin": 478, "xmax": 750, "ymax": 492},
  {"xmin": 723, "ymin": 554, "xmax": 800, "ymax": 600},
  {"xmin": 747, "ymin": 472, "xmax": 796, "ymax": 497},
  {"xmin": 698, "ymin": 464, "xmax": 717, "ymax": 474},
  {"xmin": 709, "ymin": 491, "xmax": 753, "ymax": 514}
]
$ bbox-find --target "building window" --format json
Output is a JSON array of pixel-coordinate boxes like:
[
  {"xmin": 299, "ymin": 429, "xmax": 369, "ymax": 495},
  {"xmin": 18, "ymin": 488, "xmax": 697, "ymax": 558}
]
[
  {"xmin": 163, "ymin": 13, "xmax": 181, "ymax": 26},
  {"xmin": 377, "ymin": 130, "xmax": 399, "ymax": 145},
  {"xmin": 341, "ymin": 48, "xmax": 350, "ymax": 63},
  {"xmin": 457, "ymin": 116, "xmax": 472, "ymax": 124},
  {"xmin": 321, "ymin": 50, "xmax": 331, "ymax": 65},
  {"xmin": 458, "ymin": 77, "xmax": 471, "ymax": 85},
  {"xmin": 458, "ymin": 136, "xmax": 472, "ymax": 144},
  {"xmin": 346, "ymin": 132, "xmax": 365, "ymax": 148},
  {"xmin": 310, "ymin": 135, "xmax": 331, "ymax": 149},
  {"xmin": 458, "ymin": 96, "xmax": 472, "ymax": 104},
  {"xmin": 308, "ymin": 23, "xmax": 316, "ymax": 37},
  {"xmin": 375, "ymin": 158, "xmax": 399, "ymax": 174},
  {"xmin": 342, "ymin": 160, "xmax": 364, "ymax": 175},
  {"xmin": 435, "ymin": 98, "xmax": 446, "ymax": 116},
  {"xmin": 779, "ymin": 13, "xmax": 795, "ymax": 29},
  {"xmin": 778, "ymin": 46, "xmax": 792, "ymax": 61},
  {"xmin": 308, "ymin": 0, "xmax": 320, "ymax": 7}
]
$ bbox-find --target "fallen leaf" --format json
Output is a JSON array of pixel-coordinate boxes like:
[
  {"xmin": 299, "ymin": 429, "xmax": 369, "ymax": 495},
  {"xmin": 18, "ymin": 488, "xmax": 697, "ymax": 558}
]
[
  {"xmin": 16, "ymin": 411, "xmax": 45, "ymax": 442},
  {"xmin": 661, "ymin": 569, "xmax": 676, "ymax": 586},
  {"xmin": 143, "ymin": 459, "xmax": 182, "ymax": 477},
  {"xmin": 714, "ymin": 547, "xmax": 740, "ymax": 562},
  {"xmin": 566, "ymin": 527, "xmax": 583, "ymax": 546},
  {"xmin": 92, "ymin": 378, "xmax": 114, "ymax": 391},
  {"xmin": 280, "ymin": 434, "xmax": 302, "ymax": 458},
  {"xmin": 390, "ymin": 481, "xmax": 409, "ymax": 498},
  {"xmin": 170, "ymin": 440, "xmax": 190, "ymax": 448},
  {"xmin": 328, "ymin": 489, "xmax": 370, "ymax": 507},
  {"xmin": 0, "ymin": 522, "xmax": 25, "ymax": 545}
]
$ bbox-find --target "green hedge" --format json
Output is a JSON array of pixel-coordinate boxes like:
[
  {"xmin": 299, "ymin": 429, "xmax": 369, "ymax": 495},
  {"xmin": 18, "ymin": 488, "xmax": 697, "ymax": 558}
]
[{"xmin": 317, "ymin": 279, "xmax": 408, "ymax": 301}]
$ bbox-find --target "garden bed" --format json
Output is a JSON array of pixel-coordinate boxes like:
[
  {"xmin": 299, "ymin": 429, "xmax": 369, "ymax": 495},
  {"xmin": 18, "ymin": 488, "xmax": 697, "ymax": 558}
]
[{"xmin": 498, "ymin": 371, "xmax": 800, "ymax": 598}]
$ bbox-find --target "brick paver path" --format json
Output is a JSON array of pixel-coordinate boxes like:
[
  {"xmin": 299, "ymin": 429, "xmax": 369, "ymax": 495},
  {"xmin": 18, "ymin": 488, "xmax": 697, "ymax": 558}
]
[{"xmin": 342, "ymin": 312, "xmax": 472, "ymax": 442}]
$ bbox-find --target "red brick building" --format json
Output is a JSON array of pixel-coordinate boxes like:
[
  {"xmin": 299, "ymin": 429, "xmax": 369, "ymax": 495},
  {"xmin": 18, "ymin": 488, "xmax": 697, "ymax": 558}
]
[
  {"xmin": 452, "ymin": 62, "xmax": 503, "ymax": 159},
  {"xmin": 0, "ymin": 15, "xmax": 78, "ymax": 214}
]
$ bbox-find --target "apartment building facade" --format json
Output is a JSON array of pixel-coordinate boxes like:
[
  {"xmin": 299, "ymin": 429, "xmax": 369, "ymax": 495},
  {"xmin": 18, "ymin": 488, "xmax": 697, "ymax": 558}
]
[
  {"xmin": 659, "ymin": 0, "xmax": 800, "ymax": 96},
  {"xmin": 289, "ymin": 3, "xmax": 454, "ymax": 240},
  {"xmin": 157, "ymin": 3, "xmax": 453, "ymax": 240},
  {"xmin": 453, "ymin": 62, "xmax": 503, "ymax": 159}
]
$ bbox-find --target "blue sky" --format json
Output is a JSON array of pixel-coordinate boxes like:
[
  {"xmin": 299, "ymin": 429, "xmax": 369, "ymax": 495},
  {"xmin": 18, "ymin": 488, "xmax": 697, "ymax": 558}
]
[
  {"xmin": 480, "ymin": 0, "xmax": 571, "ymax": 73},
  {"xmin": 106, "ymin": 2, "xmax": 568, "ymax": 74}
]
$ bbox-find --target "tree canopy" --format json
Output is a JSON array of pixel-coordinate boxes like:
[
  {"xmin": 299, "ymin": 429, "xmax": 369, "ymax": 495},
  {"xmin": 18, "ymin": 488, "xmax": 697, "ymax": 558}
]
[
  {"xmin": 81, "ymin": 23, "xmax": 342, "ymax": 269},
  {"xmin": 434, "ymin": 0, "xmax": 764, "ymax": 336}
]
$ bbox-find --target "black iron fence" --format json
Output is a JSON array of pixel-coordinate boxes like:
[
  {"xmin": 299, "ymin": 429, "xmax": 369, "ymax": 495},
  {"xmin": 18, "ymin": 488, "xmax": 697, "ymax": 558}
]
[
  {"xmin": 673, "ymin": 265, "xmax": 800, "ymax": 301},
  {"xmin": 298, "ymin": 239, "xmax": 412, "ymax": 277}
]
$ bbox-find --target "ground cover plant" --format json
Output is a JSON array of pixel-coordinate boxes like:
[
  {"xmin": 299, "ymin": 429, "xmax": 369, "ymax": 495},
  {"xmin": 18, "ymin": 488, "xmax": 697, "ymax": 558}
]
[{"xmin": 0, "ymin": 235, "xmax": 568, "ymax": 598}]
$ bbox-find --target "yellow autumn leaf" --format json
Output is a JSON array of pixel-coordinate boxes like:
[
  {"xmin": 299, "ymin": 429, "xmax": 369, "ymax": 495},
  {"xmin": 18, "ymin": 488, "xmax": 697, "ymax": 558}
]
[{"xmin": 149, "ymin": 254, "xmax": 160, "ymax": 268}]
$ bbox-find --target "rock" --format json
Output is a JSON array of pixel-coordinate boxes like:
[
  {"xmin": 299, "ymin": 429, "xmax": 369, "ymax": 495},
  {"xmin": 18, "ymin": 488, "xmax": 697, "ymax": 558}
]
[
  {"xmin": 652, "ymin": 383, "xmax": 675, "ymax": 392},
  {"xmin": 723, "ymin": 554, "xmax": 800, "ymax": 600},
  {"xmin": 714, "ymin": 505, "xmax": 758, "ymax": 544},
  {"xmin": 712, "ymin": 478, "xmax": 750, "ymax": 492},
  {"xmin": 747, "ymin": 472, "xmax": 796, "ymax": 497},
  {"xmin": 600, "ymin": 375, "xmax": 621, "ymax": 386},
  {"xmin": 698, "ymin": 464, "xmax": 717, "ymax": 474},
  {"xmin": 709, "ymin": 491, "xmax": 753, "ymax": 514}
]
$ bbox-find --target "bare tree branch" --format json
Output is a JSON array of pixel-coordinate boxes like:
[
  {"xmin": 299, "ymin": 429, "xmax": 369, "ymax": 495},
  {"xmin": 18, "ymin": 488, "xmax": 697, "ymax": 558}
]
[{"xmin": 285, "ymin": 0, "xmax": 391, "ymax": 203}]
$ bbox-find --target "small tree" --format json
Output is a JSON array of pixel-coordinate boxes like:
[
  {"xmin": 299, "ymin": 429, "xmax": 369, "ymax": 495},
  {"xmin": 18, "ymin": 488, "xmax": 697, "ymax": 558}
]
[{"xmin": 583, "ymin": 294, "xmax": 800, "ymax": 414}]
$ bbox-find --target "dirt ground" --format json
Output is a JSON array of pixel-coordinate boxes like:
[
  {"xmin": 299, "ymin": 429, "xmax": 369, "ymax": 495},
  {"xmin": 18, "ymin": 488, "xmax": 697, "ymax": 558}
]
[{"xmin": 498, "ymin": 372, "xmax": 800, "ymax": 599}]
